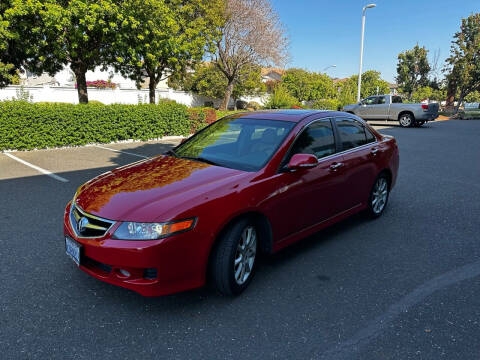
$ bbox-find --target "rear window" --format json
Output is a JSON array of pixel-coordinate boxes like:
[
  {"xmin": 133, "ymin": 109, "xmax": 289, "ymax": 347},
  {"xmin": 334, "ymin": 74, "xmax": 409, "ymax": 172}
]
[{"xmin": 335, "ymin": 118, "xmax": 374, "ymax": 150}]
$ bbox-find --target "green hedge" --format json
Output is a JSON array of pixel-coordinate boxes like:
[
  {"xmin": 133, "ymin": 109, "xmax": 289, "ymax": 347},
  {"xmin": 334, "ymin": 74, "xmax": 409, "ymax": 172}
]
[
  {"xmin": 0, "ymin": 101, "xmax": 193, "ymax": 150},
  {"xmin": 311, "ymin": 99, "xmax": 341, "ymax": 111}
]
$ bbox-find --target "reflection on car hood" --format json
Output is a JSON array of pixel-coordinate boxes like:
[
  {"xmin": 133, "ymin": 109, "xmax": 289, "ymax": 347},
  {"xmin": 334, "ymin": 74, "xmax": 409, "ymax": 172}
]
[{"xmin": 75, "ymin": 155, "xmax": 248, "ymax": 222}]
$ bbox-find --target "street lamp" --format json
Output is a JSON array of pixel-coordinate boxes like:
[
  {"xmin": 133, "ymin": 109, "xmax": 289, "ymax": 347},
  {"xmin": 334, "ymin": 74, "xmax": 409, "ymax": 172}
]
[
  {"xmin": 323, "ymin": 64, "xmax": 337, "ymax": 72},
  {"xmin": 357, "ymin": 3, "xmax": 376, "ymax": 102}
]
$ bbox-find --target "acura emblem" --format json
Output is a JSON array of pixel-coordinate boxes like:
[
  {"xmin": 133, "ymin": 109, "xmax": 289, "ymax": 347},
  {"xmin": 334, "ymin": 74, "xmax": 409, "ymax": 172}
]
[{"xmin": 77, "ymin": 217, "xmax": 89, "ymax": 233}]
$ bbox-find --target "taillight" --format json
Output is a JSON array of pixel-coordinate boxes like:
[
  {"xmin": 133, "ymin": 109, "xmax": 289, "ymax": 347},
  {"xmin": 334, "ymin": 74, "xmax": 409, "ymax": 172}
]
[{"xmin": 421, "ymin": 104, "xmax": 429, "ymax": 110}]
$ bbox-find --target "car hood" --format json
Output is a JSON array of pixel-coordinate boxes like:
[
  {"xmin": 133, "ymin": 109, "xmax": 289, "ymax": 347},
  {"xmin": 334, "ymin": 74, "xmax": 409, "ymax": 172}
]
[{"xmin": 74, "ymin": 155, "xmax": 249, "ymax": 222}]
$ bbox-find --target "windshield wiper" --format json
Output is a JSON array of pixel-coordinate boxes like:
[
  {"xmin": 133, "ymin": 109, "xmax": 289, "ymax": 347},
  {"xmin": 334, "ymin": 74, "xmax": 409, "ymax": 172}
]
[
  {"xmin": 179, "ymin": 155, "xmax": 220, "ymax": 166},
  {"xmin": 165, "ymin": 149, "xmax": 178, "ymax": 157}
]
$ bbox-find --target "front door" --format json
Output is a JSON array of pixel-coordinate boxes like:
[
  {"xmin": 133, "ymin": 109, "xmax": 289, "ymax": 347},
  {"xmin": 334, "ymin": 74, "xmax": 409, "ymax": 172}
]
[{"xmin": 357, "ymin": 96, "xmax": 379, "ymax": 119}]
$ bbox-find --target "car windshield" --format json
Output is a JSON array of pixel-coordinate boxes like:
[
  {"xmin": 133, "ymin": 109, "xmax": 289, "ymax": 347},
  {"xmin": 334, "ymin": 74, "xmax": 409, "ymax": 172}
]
[{"xmin": 173, "ymin": 117, "xmax": 296, "ymax": 171}]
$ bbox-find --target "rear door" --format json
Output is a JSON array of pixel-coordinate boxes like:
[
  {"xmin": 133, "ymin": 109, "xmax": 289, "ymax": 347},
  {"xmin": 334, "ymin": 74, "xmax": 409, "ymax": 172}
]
[
  {"xmin": 333, "ymin": 117, "xmax": 379, "ymax": 210},
  {"xmin": 265, "ymin": 118, "xmax": 345, "ymax": 240},
  {"xmin": 371, "ymin": 95, "xmax": 389, "ymax": 119}
]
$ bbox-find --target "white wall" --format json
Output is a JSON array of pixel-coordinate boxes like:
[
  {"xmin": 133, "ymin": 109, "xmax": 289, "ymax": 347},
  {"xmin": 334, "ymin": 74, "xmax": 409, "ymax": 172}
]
[{"xmin": 0, "ymin": 85, "xmax": 268, "ymax": 107}]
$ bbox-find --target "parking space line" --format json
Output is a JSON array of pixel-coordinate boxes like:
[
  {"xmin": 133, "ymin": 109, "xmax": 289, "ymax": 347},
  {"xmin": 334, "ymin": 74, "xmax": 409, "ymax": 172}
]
[
  {"xmin": 94, "ymin": 145, "xmax": 149, "ymax": 159},
  {"xmin": 3, "ymin": 153, "xmax": 69, "ymax": 183}
]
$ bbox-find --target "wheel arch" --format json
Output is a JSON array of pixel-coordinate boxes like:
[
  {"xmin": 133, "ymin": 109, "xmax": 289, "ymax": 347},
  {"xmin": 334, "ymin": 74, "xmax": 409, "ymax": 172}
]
[
  {"xmin": 213, "ymin": 211, "xmax": 273, "ymax": 255},
  {"xmin": 398, "ymin": 110, "xmax": 415, "ymax": 121},
  {"xmin": 378, "ymin": 168, "xmax": 393, "ymax": 189}
]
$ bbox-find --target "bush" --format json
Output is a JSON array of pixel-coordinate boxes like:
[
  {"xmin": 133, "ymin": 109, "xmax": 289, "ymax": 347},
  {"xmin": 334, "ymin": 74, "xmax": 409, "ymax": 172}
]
[
  {"xmin": 247, "ymin": 101, "xmax": 261, "ymax": 110},
  {"xmin": 157, "ymin": 98, "xmax": 178, "ymax": 105},
  {"xmin": 0, "ymin": 101, "xmax": 191, "ymax": 150},
  {"xmin": 264, "ymin": 85, "xmax": 298, "ymax": 109},
  {"xmin": 216, "ymin": 110, "xmax": 244, "ymax": 119},
  {"xmin": 311, "ymin": 98, "xmax": 341, "ymax": 111},
  {"xmin": 75, "ymin": 80, "xmax": 117, "ymax": 89},
  {"xmin": 187, "ymin": 107, "xmax": 218, "ymax": 133}
]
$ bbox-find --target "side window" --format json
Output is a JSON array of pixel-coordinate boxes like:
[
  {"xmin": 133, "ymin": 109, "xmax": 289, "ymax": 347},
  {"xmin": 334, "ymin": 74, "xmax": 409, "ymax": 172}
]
[
  {"xmin": 289, "ymin": 119, "xmax": 336, "ymax": 160},
  {"xmin": 392, "ymin": 96, "xmax": 403, "ymax": 104},
  {"xmin": 362, "ymin": 96, "xmax": 378, "ymax": 105},
  {"xmin": 335, "ymin": 118, "xmax": 369, "ymax": 150},
  {"xmin": 365, "ymin": 127, "xmax": 376, "ymax": 143},
  {"xmin": 378, "ymin": 96, "xmax": 386, "ymax": 104}
]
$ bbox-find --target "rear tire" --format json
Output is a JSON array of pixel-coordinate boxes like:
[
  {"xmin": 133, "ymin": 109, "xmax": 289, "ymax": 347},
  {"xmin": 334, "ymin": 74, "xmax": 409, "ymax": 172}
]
[
  {"xmin": 366, "ymin": 174, "xmax": 390, "ymax": 218},
  {"xmin": 398, "ymin": 113, "xmax": 414, "ymax": 127},
  {"xmin": 210, "ymin": 219, "xmax": 258, "ymax": 296}
]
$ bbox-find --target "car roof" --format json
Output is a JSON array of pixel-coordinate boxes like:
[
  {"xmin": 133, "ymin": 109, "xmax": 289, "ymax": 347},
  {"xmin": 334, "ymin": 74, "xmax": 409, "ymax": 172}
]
[{"xmin": 226, "ymin": 109, "xmax": 349, "ymax": 123}]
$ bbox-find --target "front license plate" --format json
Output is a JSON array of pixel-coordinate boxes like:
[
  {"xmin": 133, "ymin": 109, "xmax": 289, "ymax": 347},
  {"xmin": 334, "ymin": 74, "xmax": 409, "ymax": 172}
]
[{"xmin": 65, "ymin": 236, "xmax": 82, "ymax": 266}]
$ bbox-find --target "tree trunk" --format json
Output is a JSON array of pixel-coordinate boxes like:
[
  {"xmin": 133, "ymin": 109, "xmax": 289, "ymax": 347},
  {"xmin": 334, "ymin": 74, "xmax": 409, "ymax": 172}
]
[
  {"xmin": 445, "ymin": 79, "xmax": 456, "ymax": 111},
  {"xmin": 220, "ymin": 80, "xmax": 234, "ymax": 110},
  {"xmin": 149, "ymin": 74, "xmax": 157, "ymax": 104},
  {"xmin": 454, "ymin": 91, "xmax": 464, "ymax": 114},
  {"xmin": 75, "ymin": 68, "xmax": 88, "ymax": 104}
]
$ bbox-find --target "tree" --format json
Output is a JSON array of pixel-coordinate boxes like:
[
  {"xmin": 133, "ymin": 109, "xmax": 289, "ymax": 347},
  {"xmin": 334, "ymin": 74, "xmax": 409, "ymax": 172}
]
[
  {"xmin": 281, "ymin": 68, "xmax": 336, "ymax": 103},
  {"xmin": 338, "ymin": 70, "xmax": 390, "ymax": 106},
  {"xmin": 264, "ymin": 84, "xmax": 297, "ymax": 109},
  {"xmin": 213, "ymin": 0, "xmax": 288, "ymax": 110},
  {"xmin": 113, "ymin": 0, "xmax": 223, "ymax": 104},
  {"xmin": 465, "ymin": 90, "xmax": 480, "ymax": 103},
  {"xmin": 7, "ymin": 0, "xmax": 123, "ymax": 103},
  {"xmin": 445, "ymin": 13, "xmax": 480, "ymax": 112},
  {"xmin": 0, "ymin": 0, "xmax": 45, "ymax": 87},
  {"xmin": 169, "ymin": 62, "xmax": 265, "ymax": 107},
  {"xmin": 396, "ymin": 44, "xmax": 431, "ymax": 98},
  {"xmin": 411, "ymin": 86, "xmax": 433, "ymax": 102},
  {"xmin": 0, "ymin": 1, "xmax": 15, "ymax": 87}
]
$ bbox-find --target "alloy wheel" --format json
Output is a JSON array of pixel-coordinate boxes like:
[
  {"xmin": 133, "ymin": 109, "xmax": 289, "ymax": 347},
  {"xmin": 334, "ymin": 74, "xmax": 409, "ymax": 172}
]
[
  {"xmin": 399, "ymin": 114, "xmax": 412, "ymax": 127},
  {"xmin": 234, "ymin": 226, "xmax": 257, "ymax": 285},
  {"xmin": 371, "ymin": 177, "xmax": 388, "ymax": 214}
]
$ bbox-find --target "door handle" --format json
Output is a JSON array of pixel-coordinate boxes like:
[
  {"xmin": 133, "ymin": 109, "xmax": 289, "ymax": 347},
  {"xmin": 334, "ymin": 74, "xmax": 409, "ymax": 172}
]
[
  {"xmin": 370, "ymin": 148, "xmax": 379, "ymax": 155},
  {"xmin": 329, "ymin": 162, "xmax": 344, "ymax": 171}
]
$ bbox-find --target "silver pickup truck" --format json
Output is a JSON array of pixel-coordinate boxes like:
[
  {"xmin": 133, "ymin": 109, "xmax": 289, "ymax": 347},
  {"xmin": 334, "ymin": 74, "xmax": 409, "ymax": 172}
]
[{"xmin": 343, "ymin": 94, "xmax": 439, "ymax": 127}]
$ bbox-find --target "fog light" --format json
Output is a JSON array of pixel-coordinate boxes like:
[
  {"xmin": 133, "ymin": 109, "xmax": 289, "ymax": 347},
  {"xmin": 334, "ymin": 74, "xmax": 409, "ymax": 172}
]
[{"xmin": 119, "ymin": 269, "xmax": 130, "ymax": 277}]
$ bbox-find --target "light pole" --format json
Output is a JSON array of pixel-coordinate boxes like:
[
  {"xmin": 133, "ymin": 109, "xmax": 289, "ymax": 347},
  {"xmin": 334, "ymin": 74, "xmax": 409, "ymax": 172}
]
[
  {"xmin": 323, "ymin": 64, "xmax": 337, "ymax": 72},
  {"xmin": 357, "ymin": 3, "xmax": 376, "ymax": 102}
]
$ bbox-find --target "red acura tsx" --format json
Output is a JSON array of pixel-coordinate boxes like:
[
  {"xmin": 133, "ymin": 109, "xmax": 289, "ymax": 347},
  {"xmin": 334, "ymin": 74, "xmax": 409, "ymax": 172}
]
[{"xmin": 64, "ymin": 110, "xmax": 399, "ymax": 296}]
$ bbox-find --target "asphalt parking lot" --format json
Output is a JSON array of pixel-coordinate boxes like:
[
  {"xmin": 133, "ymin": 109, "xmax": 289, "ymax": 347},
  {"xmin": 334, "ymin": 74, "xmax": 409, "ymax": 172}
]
[{"xmin": 1, "ymin": 119, "xmax": 479, "ymax": 359}]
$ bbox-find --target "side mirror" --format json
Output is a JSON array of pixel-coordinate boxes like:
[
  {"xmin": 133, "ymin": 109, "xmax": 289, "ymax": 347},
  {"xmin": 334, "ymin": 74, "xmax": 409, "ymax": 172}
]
[{"xmin": 287, "ymin": 154, "xmax": 318, "ymax": 171}]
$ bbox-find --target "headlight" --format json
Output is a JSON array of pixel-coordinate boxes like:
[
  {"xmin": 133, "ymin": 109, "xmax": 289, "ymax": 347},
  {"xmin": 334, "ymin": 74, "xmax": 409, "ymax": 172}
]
[{"xmin": 111, "ymin": 218, "xmax": 196, "ymax": 240}]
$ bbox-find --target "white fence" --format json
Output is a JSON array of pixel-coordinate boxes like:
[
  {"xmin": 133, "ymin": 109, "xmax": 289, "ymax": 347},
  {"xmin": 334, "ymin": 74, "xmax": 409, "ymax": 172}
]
[{"xmin": 0, "ymin": 85, "xmax": 267, "ymax": 108}]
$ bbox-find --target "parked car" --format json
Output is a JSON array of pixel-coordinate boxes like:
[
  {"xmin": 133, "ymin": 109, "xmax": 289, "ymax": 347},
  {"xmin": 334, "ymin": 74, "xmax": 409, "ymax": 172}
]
[
  {"xmin": 459, "ymin": 103, "xmax": 480, "ymax": 119},
  {"xmin": 343, "ymin": 94, "xmax": 439, "ymax": 127},
  {"xmin": 64, "ymin": 110, "xmax": 399, "ymax": 296}
]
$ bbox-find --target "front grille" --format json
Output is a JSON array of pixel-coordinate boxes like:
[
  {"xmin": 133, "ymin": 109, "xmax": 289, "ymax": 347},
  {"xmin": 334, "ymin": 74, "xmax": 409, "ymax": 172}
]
[{"xmin": 70, "ymin": 203, "xmax": 115, "ymax": 238}]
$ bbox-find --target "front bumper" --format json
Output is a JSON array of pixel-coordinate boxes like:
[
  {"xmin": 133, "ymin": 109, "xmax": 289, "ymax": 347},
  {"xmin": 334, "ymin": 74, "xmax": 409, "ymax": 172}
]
[{"xmin": 63, "ymin": 202, "xmax": 209, "ymax": 296}]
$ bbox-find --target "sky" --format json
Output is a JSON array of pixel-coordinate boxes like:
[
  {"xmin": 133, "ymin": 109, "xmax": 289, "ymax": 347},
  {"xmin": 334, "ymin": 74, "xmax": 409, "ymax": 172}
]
[{"xmin": 270, "ymin": 0, "xmax": 480, "ymax": 83}]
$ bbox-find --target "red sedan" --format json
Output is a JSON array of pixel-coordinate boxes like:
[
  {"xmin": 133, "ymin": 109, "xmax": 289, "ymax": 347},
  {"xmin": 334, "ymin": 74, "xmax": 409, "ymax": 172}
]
[{"xmin": 64, "ymin": 110, "xmax": 399, "ymax": 296}]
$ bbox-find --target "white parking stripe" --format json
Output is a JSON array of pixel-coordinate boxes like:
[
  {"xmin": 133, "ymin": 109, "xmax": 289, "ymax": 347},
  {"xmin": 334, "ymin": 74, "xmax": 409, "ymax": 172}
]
[
  {"xmin": 94, "ymin": 145, "xmax": 149, "ymax": 159},
  {"xmin": 3, "ymin": 153, "xmax": 69, "ymax": 183}
]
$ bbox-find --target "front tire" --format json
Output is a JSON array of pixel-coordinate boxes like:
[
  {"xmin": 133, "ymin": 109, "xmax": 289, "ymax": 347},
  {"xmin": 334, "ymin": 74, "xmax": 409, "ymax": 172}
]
[
  {"xmin": 399, "ymin": 113, "xmax": 414, "ymax": 127},
  {"xmin": 210, "ymin": 219, "xmax": 258, "ymax": 296},
  {"xmin": 367, "ymin": 174, "xmax": 390, "ymax": 218}
]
